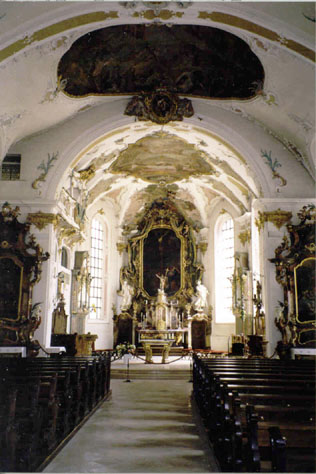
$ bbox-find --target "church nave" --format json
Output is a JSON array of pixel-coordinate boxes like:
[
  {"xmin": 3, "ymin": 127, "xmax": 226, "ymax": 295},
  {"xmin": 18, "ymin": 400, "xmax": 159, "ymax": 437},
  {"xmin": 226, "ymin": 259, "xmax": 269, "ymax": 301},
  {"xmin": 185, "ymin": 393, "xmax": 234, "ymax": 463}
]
[{"xmin": 43, "ymin": 366, "xmax": 219, "ymax": 473}]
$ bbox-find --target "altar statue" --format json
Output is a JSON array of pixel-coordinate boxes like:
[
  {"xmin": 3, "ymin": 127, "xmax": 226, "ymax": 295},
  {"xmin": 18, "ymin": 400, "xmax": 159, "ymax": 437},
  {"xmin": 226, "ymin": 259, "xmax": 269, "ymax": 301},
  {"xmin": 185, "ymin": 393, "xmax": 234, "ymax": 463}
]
[
  {"xmin": 194, "ymin": 280, "xmax": 208, "ymax": 311},
  {"xmin": 156, "ymin": 272, "xmax": 167, "ymax": 291},
  {"xmin": 120, "ymin": 279, "xmax": 134, "ymax": 311}
]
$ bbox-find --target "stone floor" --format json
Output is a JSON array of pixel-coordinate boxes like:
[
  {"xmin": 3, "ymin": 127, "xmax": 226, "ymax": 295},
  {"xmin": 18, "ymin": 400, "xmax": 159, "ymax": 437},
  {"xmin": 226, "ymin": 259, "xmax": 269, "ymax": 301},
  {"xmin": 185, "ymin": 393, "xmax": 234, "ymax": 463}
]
[{"xmin": 43, "ymin": 356, "xmax": 220, "ymax": 473}]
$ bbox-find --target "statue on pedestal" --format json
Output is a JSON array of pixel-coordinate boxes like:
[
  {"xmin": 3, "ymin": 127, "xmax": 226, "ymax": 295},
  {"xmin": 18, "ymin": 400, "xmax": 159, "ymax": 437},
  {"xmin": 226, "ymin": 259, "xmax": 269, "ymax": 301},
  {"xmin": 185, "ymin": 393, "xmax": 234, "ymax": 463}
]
[
  {"xmin": 120, "ymin": 279, "xmax": 134, "ymax": 311},
  {"xmin": 194, "ymin": 280, "xmax": 208, "ymax": 312}
]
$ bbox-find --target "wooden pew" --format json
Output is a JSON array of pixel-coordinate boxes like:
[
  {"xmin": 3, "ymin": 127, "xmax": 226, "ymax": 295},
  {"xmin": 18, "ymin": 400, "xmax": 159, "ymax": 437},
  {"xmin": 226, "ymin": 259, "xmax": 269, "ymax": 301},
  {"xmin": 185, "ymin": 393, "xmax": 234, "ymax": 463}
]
[
  {"xmin": 0, "ymin": 386, "xmax": 17, "ymax": 471},
  {"xmin": 0, "ymin": 354, "xmax": 112, "ymax": 472},
  {"xmin": 193, "ymin": 355, "xmax": 316, "ymax": 472}
]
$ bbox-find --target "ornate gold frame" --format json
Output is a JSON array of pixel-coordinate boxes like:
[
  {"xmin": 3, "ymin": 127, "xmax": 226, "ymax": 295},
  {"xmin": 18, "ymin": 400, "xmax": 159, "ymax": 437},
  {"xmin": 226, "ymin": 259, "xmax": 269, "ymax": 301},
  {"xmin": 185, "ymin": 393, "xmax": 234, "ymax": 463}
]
[
  {"xmin": 297, "ymin": 327, "xmax": 316, "ymax": 346},
  {"xmin": 121, "ymin": 199, "xmax": 202, "ymax": 310},
  {"xmin": 137, "ymin": 223, "xmax": 185, "ymax": 300}
]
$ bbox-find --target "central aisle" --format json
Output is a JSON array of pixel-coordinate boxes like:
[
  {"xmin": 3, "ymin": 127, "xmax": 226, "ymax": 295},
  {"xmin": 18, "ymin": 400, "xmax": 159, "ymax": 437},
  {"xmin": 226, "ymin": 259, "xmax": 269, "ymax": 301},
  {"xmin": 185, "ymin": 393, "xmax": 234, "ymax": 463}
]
[{"xmin": 44, "ymin": 366, "xmax": 220, "ymax": 473}]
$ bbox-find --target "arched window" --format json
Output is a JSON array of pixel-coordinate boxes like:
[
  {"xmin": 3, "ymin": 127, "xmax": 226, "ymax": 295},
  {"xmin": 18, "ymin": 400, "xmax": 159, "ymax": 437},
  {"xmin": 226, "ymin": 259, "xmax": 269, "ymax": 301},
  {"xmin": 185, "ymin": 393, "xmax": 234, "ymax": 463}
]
[
  {"xmin": 89, "ymin": 218, "xmax": 105, "ymax": 319},
  {"xmin": 61, "ymin": 247, "xmax": 68, "ymax": 268},
  {"xmin": 215, "ymin": 216, "xmax": 235, "ymax": 323}
]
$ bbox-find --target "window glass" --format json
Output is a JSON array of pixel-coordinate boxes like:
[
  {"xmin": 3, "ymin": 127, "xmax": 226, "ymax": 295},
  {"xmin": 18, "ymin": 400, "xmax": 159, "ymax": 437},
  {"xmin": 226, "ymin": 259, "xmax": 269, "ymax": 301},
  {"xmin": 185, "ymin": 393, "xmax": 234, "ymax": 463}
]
[
  {"xmin": 215, "ymin": 217, "xmax": 234, "ymax": 323},
  {"xmin": 90, "ymin": 219, "xmax": 104, "ymax": 319},
  {"xmin": 1, "ymin": 154, "xmax": 21, "ymax": 180},
  {"xmin": 61, "ymin": 247, "xmax": 68, "ymax": 268}
]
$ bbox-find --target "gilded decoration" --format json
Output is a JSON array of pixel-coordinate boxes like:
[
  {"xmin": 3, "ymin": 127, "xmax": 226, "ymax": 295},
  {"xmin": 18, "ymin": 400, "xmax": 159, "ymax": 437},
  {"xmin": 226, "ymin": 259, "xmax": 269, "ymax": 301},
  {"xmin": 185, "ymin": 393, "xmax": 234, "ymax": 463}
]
[
  {"xmin": 77, "ymin": 163, "xmax": 96, "ymax": 182},
  {"xmin": 255, "ymin": 209, "xmax": 292, "ymax": 232},
  {"xmin": 196, "ymin": 242, "xmax": 208, "ymax": 255},
  {"xmin": 58, "ymin": 24, "xmax": 264, "ymax": 99},
  {"xmin": 198, "ymin": 11, "xmax": 315, "ymax": 62},
  {"xmin": 270, "ymin": 204, "xmax": 316, "ymax": 348},
  {"xmin": 238, "ymin": 228, "xmax": 251, "ymax": 246},
  {"xmin": 120, "ymin": 199, "xmax": 203, "ymax": 317},
  {"xmin": 27, "ymin": 212, "xmax": 58, "ymax": 230},
  {"xmin": 252, "ymin": 281, "xmax": 266, "ymax": 337},
  {"xmin": 132, "ymin": 9, "xmax": 184, "ymax": 20},
  {"xmin": 108, "ymin": 132, "xmax": 215, "ymax": 184},
  {"xmin": 0, "ymin": 203, "xmax": 49, "ymax": 350},
  {"xmin": 0, "ymin": 12, "xmax": 119, "ymax": 63},
  {"xmin": 265, "ymin": 209, "xmax": 293, "ymax": 230},
  {"xmin": 116, "ymin": 242, "xmax": 127, "ymax": 255},
  {"xmin": 55, "ymin": 215, "xmax": 83, "ymax": 248},
  {"xmin": 294, "ymin": 257, "xmax": 316, "ymax": 324},
  {"xmin": 0, "ymin": 11, "xmax": 313, "ymax": 65},
  {"xmin": 124, "ymin": 91, "xmax": 194, "ymax": 124}
]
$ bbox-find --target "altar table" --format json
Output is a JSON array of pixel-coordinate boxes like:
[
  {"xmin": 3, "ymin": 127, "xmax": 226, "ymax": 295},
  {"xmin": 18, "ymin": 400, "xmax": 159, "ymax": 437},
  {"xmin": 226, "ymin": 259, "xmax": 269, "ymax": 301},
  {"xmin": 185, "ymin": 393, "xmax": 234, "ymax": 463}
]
[{"xmin": 141, "ymin": 339, "xmax": 175, "ymax": 364}]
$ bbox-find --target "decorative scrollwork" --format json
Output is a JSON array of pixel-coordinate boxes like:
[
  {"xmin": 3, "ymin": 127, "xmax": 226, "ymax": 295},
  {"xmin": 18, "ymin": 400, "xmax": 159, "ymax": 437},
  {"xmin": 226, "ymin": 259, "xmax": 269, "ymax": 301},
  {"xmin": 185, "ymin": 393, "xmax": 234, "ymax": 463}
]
[{"xmin": 125, "ymin": 90, "xmax": 194, "ymax": 124}]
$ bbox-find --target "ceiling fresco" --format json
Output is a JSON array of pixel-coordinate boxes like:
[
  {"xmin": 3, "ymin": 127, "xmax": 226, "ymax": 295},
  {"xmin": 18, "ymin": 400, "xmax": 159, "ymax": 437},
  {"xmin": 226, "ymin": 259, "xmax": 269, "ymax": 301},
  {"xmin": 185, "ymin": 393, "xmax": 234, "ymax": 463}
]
[
  {"xmin": 69, "ymin": 122, "xmax": 262, "ymax": 226},
  {"xmin": 58, "ymin": 24, "xmax": 264, "ymax": 99},
  {"xmin": 108, "ymin": 132, "xmax": 216, "ymax": 184}
]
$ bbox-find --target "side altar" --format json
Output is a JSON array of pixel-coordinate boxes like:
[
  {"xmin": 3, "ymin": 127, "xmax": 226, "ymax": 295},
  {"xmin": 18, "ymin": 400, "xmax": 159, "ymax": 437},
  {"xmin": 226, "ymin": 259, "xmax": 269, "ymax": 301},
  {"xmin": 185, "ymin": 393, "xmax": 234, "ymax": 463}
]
[{"xmin": 113, "ymin": 198, "xmax": 212, "ymax": 359}]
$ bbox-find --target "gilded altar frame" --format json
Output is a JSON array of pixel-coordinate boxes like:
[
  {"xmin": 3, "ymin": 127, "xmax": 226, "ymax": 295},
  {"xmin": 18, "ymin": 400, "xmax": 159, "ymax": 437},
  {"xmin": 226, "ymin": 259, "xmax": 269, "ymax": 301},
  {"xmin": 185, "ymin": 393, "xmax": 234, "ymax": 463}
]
[
  {"xmin": 0, "ymin": 202, "xmax": 49, "ymax": 347},
  {"xmin": 138, "ymin": 223, "xmax": 185, "ymax": 299},
  {"xmin": 270, "ymin": 205, "xmax": 316, "ymax": 348},
  {"xmin": 294, "ymin": 257, "xmax": 316, "ymax": 325},
  {"xmin": 121, "ymin": 199, "xmax": 202, "ymax": 310}
]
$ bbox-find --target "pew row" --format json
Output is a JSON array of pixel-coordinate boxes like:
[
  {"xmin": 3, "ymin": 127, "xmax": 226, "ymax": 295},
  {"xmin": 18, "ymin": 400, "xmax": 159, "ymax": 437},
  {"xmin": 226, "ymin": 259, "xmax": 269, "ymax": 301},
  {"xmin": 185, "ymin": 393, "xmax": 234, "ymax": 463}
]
[
  {"xmin": 193, "ymin": 355, "xmax": 315, "ymax": 472},
  {"xmin": 0, "ymin": 354, "xmax": 111, "ymax": 472}
]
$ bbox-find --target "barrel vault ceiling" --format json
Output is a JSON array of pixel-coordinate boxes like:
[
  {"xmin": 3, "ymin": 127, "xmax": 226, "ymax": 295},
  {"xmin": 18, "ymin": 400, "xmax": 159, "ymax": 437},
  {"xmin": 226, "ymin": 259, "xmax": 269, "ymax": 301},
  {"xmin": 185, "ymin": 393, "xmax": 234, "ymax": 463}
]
[{"xmin": 0, "ymin": 1, "xmax": 315, "ymax": 228}]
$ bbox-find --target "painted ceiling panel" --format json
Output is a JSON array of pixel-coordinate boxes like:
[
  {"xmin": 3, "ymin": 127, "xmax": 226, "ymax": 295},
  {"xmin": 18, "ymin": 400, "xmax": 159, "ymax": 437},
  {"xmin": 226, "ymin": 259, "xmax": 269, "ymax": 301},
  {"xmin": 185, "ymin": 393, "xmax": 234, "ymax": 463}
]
[
  {"xmin": 58, "ymin": 24, "xmax": 264, "ymax": 99},
  {"xmin": 108, "ymin": 132, "xmax": 216, "ymax": 184}
]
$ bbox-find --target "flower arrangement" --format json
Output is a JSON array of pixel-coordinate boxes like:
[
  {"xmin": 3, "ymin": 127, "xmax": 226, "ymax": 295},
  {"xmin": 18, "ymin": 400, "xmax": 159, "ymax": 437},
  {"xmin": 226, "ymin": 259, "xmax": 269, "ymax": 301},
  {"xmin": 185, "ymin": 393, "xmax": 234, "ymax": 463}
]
[{"xmin": 115, "ymin": 342, "xmax": 136, "ymax": 358}]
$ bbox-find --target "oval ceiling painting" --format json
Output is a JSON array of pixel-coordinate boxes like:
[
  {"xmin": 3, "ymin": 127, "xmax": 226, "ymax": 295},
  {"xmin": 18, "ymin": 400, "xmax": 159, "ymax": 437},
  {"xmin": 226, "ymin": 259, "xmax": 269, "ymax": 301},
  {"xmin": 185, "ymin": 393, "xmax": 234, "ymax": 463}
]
[{"xmin": 58, "ymin": 24, "xmax": 264, "ymax": 99}]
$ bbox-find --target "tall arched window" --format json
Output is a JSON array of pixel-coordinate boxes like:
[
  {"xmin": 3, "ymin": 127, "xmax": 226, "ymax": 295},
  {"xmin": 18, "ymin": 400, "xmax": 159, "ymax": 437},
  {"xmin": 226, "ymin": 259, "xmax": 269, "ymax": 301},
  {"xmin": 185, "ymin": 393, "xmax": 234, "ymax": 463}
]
[
  {"xmin": 89, "ymin": 218, "xmax": 105, "ymax": 319},
  {"xmin": 215, "ymin": 216, "xmax": 235, "ymax": 323},
  {"xmin": 61, "ymin": 247, "xmax": 68, "ymax": 268}
]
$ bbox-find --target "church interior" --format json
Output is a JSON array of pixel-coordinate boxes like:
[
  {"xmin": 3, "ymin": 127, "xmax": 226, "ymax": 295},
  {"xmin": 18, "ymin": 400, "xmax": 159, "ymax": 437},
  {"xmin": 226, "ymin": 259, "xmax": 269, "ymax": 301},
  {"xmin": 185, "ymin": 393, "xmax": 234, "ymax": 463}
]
[{"xmin": 0, "ymin": 1, "xmax": 315, "ymax": 472}]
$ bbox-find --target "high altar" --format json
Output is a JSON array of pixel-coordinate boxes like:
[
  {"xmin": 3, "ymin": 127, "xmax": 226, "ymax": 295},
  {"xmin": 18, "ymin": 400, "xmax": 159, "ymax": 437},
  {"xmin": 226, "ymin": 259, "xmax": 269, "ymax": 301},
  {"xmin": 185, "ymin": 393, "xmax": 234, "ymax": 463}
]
[{"xmin": 113, "ymin": 198, "xmax": 212, "ymax": 362}]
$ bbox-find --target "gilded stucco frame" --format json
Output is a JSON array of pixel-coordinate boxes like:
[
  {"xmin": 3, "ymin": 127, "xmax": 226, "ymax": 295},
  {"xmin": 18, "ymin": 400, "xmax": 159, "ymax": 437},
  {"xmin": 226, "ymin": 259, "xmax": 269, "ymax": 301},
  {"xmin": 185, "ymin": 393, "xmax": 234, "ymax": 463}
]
[
  {"xmin": 121, "ymin": 199, "xmax": 202, "ymax": 309},
  {"xmin": 294, "ymin": 256, "xmax": 316, "ymax": 325},
  {"xmin": 138, "ymin": 223, "xmax": 185, "ymax": 300}
]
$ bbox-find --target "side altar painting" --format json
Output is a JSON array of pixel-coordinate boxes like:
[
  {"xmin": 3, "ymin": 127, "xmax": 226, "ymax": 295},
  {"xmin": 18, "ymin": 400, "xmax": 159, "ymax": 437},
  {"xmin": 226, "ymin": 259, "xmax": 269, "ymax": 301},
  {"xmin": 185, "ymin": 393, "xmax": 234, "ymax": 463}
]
[
  {"xmin": 270, "ymin": 204, "xmax": 316, "ymax": 355},
  {"xmin": 0, "ymin": 202, "xmax": 49, "ymax": 354},
  {"xmin": 114, "ymin": 198, "xmax": 212, "ymax": 354}
]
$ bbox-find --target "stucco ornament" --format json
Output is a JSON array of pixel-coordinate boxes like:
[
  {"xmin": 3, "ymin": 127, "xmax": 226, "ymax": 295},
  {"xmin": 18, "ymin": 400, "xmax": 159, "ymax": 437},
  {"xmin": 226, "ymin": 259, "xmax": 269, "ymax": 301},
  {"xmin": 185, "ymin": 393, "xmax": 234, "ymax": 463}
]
[
  {"xmin": 32, "ymin": 151, "xmax": 59, "ymax": 193},
  {"xmin": 260, "ymin": 149, "xmax": 287, "ymax": 187},
  {"xmin": 125, "ymin": 90, "xmax": 194, "ymax": 125},
  {"xmin": 255, "ymin": 209, "xmax": 292, "ymax": 232}
]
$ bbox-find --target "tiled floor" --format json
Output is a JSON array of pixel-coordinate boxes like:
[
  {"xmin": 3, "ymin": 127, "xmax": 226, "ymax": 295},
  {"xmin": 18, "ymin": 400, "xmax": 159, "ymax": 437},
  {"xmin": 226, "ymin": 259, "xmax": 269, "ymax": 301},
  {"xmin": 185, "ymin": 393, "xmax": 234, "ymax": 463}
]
[{"xmin": 44, "ymin": 357, "xmax": 220, "ymax": 473}]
